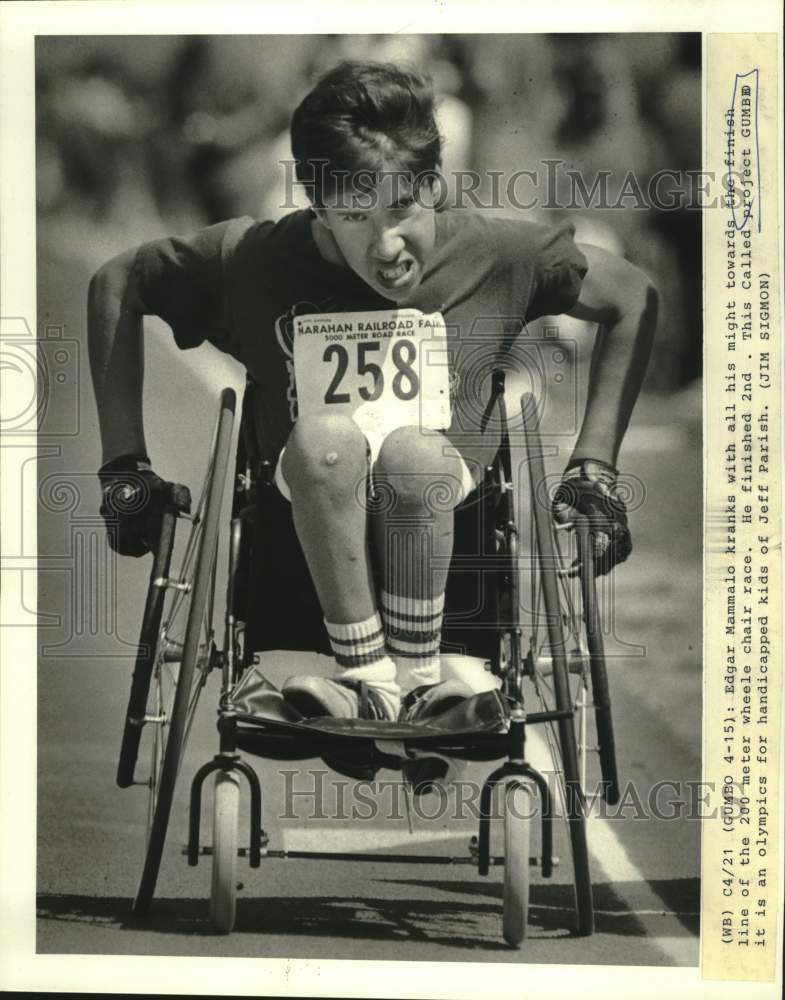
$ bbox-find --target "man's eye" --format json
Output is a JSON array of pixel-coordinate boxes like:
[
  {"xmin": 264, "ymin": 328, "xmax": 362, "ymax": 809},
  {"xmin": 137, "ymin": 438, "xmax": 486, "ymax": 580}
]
[{"xmin": 342, "ymin": 213, "xmax": 367, "ymax": 222}]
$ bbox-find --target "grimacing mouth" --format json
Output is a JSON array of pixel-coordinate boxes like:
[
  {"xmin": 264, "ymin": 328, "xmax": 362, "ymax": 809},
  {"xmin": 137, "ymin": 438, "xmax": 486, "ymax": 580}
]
[
  {"xmin": 379, "ymin": 259, "xmax": 411, "ymax": 278},
  {"xmin": 375, "ymin": 258, "xmax": 417, "ymax": 290}
]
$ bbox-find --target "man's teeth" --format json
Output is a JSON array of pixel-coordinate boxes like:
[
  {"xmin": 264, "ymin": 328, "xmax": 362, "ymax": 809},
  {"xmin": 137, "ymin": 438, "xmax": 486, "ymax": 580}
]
[{"xmin": 380, "ymin": 261, "xmax": 410, "ymax": 280}]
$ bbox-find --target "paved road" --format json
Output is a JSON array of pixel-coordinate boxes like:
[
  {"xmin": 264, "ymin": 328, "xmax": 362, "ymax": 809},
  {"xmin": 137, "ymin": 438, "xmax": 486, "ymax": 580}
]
[{"xmin": 33, "ymin": 227, "xmax": 702, "ymax": 967}]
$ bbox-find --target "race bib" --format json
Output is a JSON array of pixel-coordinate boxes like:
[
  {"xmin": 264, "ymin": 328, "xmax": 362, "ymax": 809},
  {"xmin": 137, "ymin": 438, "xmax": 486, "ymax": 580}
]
[{"xmin": 293, "ymin": 309, "xmax": 452, "ymax": 443}]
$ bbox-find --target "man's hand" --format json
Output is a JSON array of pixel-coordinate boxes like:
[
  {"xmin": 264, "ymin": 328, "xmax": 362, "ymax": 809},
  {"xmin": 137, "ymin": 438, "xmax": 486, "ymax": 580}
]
[
  {"xmin": 98, "ymin": 454, "xmax": 191, "ymax": 558},
  {"xmin": 551, "ymin": 459, "xmax": 632, "ymax": 576}
]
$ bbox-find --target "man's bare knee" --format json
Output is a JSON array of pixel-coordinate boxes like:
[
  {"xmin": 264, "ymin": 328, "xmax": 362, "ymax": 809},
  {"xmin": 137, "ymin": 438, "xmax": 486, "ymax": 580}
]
[
  {"xmin": 374, "ymin": 426, "xmax": 466, "ymax": 511},
  {"xmin": 283, "ymin": 414, "xmax": 367, "ymax": 495}
]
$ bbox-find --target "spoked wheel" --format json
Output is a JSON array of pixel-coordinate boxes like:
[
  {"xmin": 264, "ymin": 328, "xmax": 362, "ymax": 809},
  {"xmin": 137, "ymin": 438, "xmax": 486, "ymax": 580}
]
[
  {"xmin": 525, "ymin": 517, "xmax": 620, "ymax": 806},
  {"xmin": 210, "ymin": 770, "xmax": 240, "ymax": 934},
  {"xmin": 132, "ymin": 388, "xmax": 236, "ymax": 916},
  {"xmin": 518, "ymin": 392, "xmax": 595, "ymax": 937},
  {"xmin": 502, "ymin": 780, "xmax": 535, "ymax": 947}
]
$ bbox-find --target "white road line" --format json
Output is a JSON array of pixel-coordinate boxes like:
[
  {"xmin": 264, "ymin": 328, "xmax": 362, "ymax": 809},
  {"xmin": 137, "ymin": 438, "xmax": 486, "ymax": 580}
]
[
  {"xmin": 585, "ymin": 808, "xmax": 650, "ymax": 884},
  {"xmin": 584, "ymin": 821, "xmax": 698, "ymax": 965},
  {"xmin": 648, "ymin": 936, "xmax": 700, "ymax": 966},
  {"xmin": 525, "ymin": 727, "xmax": 700, "ymax": 965}
]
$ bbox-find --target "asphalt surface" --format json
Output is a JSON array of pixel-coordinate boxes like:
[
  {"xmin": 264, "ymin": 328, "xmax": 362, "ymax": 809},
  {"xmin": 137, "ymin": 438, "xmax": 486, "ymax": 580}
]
[{"xmin": 34, "ymin": 219, "xmax": 702, "ymax": 967}]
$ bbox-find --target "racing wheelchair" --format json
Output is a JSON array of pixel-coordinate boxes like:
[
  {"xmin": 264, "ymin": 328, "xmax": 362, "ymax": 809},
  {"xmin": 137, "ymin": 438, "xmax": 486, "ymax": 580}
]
[{"xmin": 115, "ymin": 371, "xmax": 620, "ymax": 946}]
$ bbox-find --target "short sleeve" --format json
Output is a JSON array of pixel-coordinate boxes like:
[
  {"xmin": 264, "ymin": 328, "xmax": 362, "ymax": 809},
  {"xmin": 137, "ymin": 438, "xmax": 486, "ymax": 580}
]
[
  {"xmin": 133, "ymin": 217, "xmax": 253, "ymax": 352},
  {"xmin": 526, "ymin": 221, "xmax": 588, "ymax": 320},
  {"xmin": 492, "ymin": 218, "xmax": 588, "ymax": 323}
]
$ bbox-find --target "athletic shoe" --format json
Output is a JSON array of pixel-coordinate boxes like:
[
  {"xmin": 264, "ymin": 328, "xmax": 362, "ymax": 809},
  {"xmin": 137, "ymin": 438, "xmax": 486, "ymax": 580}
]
[
  {"xmin": 399, "ymin": 678, "xmax": 476, "ymax": 724},
  {"xmin": 282, "ymin": 675, "xmax": 395, "ymax": 720},
  {"xmin": 399, "ymin": 679, "xmax": 475, "ymax": 794}
]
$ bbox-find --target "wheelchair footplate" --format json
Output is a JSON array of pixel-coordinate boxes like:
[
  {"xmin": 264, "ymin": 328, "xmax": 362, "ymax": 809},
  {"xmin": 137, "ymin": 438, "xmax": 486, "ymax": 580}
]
[{"xmin": 226, "ymin": 662, "xmax": 512, "ymax": 774}]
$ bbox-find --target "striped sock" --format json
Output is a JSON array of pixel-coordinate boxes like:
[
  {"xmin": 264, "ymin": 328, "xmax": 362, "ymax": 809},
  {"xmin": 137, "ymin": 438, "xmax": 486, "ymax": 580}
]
[
  {"xmin": 324, "ymin": 612, "xmax": 400, "ymax": 718},
  {"xmin": 380, "ymin": 590, "xmax": 444, "ymax": 694}
]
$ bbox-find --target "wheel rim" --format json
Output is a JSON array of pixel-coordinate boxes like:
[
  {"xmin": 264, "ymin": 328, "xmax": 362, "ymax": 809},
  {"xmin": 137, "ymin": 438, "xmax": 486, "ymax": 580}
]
[
  {"xmin": 132, "ymin": 389, "xmax": 236, "ymax": 913},
  {"xmin": 142, "ymin": 474, "xmax": 218, "ymax": 848}
]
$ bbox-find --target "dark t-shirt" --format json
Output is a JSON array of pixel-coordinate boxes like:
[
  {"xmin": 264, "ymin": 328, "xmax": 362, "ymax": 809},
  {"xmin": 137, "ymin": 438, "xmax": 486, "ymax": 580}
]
[{"xmin": 134, "ymin": 208, "xmax": 587, "ymax": 461}]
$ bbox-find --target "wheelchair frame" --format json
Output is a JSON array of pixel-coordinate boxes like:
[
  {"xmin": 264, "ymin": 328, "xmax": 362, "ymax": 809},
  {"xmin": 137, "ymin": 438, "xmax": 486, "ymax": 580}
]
[{"xmin": 116, "ymin": 372, "xmax": 620, "ymax": 946}]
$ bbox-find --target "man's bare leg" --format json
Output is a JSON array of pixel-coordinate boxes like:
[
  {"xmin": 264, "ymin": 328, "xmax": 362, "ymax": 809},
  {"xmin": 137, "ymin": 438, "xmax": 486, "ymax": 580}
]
[
  {"xmin": 281, "ymin": 413, "xmax": 398, "ymax": 718},
  {"xmin": 371, "ymin": 426, "xmax": 474, "ymax": 696},
  {"xmin": 282, "ymin": 413, "xmax": 375, "ymax": 623}
]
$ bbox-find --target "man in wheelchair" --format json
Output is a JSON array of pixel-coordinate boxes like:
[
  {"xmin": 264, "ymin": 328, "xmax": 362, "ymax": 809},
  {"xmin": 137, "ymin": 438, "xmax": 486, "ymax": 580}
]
[{"xmin": 89, "ymin": 61, "xmax": 657, "ymax": 725}]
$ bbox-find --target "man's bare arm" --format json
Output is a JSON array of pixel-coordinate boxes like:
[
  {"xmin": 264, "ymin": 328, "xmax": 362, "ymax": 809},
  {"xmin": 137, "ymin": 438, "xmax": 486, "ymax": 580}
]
[
  {"xmin": 87, "ymin": 248, "xmax": 149, "ymax": 464},
  {"xmin": 568, "ymin": 243, "xmax": 659, "ymax": 468}
]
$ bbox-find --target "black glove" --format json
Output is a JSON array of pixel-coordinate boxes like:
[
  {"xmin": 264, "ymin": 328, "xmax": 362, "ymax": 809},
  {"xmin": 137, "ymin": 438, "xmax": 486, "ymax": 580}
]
[
  {"xmin": 98, "ymin": 454, "xmax": 191, "ymax": 558},
  {"xmin": 551, "ymin": 458, "xmax": 632, "ymax": 576}
]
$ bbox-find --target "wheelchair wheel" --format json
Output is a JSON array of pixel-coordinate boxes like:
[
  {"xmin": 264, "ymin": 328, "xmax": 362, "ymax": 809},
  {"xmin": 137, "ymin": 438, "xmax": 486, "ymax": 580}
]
[
  {"xmin": 528, "ymin": 521, "xmax": 620, "ymax": 807},
  {"xmin": 117, "ymin": 503, "xmax": 182, "ymax": 790},
  {"xmin": 502, "ymin": 780, "xmax": 534, "ymax": 947},
  {"xmin": 519, "ymin": 393, "xmax": 594, "ymax": 937},
  {"xmin": 132, "ymin": 388, "xmax": 236, "ymax": 916},
  {"xmin": 209, "ymin": 770, "xmax": 240, "ymax": 934},
  {"xmin": 576, "ymin": 518, "xmax": 620, "ymax": 804}
]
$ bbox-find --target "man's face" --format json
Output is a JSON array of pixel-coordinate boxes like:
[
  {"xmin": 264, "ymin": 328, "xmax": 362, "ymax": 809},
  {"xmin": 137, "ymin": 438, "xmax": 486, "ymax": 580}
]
[{"xmin": 315, "ymin": 170, "xmax": 437, "ymax": 303}]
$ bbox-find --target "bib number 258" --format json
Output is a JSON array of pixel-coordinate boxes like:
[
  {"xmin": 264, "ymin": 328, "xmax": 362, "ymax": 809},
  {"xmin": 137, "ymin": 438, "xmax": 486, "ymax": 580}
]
[{"xmin": 323, "ymin": 339, "xmax": 420, "ymax": 404}]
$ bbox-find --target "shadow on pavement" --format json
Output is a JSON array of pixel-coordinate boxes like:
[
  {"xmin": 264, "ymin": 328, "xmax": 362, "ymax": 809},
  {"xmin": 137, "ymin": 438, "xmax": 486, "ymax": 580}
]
[
  {"xmin": 381, "ymin": 875, "xmax": 700, "ymax": 937},
  {"xmin": 37, "ymin": 877, "xmax": 698, "ymax": 951},
  {"xmin": 36, "ymin": 890, "xmax": 573, "ymax": 952}
]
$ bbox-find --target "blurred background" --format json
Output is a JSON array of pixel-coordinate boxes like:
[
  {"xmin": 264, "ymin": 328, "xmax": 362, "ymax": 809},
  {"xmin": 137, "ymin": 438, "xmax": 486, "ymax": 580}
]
[{"xmin": 36, "ymin": 32, "xmax": 702, "ymax": 389}]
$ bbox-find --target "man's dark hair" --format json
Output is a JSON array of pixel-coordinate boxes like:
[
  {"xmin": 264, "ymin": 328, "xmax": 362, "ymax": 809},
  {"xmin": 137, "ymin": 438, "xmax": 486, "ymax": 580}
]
[{"xmin": 290, "ymin": 60, "xmax": 443, "ymax": 207}]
